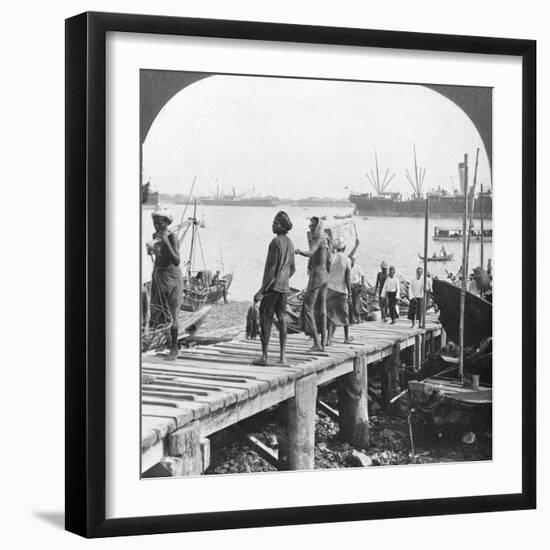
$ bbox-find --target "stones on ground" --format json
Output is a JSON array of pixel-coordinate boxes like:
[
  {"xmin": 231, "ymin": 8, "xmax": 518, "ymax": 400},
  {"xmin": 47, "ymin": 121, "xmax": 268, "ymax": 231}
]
[
  {"xmin": 462, "ymin": 431, "xmax": 476, "ymax": 444},
  {"xmin": 346, "ymin": 450, "xmax": 373, "ymax": 468}
]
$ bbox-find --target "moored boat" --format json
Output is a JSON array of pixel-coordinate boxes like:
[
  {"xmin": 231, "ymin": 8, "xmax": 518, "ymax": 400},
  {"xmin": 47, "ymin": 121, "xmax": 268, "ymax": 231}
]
[
  {"xmin": 141, "ymin": 281, "xmax": 211, "ymax": 352},
  {"xmin": 432, "ymin": 278, "xmax": 492, "ymax": 349},
  {"xmin": 333, "ymin": 213, "xmax": 352, "ymax": 220},
  {"xmin": 418, "ymin": 252, "xmax": 455, "ymax": 262},
  {"xmin": 433, "ymin": 225, "xmax": 493, "ymax": 242}
]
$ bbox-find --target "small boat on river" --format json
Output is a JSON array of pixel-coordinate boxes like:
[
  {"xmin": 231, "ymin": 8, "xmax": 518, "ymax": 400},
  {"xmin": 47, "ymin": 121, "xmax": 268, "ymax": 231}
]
[
  {"xmin": 433, "ymin": 225, "xmax": 492, "ymax": 242},
  {"xmin": 418, "ymin": 252, "xmax": 454, "ymax": 262},
  {"xmin": 333, "ymin": 213, "xmax": 352, "ymax": 220}
]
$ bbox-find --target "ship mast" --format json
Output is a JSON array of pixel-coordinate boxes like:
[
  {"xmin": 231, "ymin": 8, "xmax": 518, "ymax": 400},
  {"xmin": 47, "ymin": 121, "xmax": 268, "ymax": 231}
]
[
  {"xmin": 405, "ymin": 143, "xmax": 427, "ymax": 198},
  {"xmin": 365, "ymin": 151, "xmax": 395, "ymax": 196},
  {"xmin": 188, "ymin": 201, "xmax": 198, "ymax": 278}
]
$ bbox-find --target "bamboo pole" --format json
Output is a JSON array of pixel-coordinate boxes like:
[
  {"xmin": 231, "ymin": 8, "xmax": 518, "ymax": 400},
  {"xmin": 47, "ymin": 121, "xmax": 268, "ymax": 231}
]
[
  {"xmin": 413, "ymin": 144, "xmax": 419, "ymax": 196},
  {"xmin": 375, "ymin": 151, "xmax": 380, "ymax": 193},
  {"xmin": 459, "ymin": 154, "xmax": 468, "ymax": 384},
  {"xmin": 465, "ymin": 148, "xmax": 480, "ymax": 279},
  {"xmin": 188, "ymin": 201, "xmax": 197, "ymax": 277},
  {"xmin": 480, "ymin": 184, "xmax": 485, "ymax": 269},
  {"xmin": 421, "ymin": 196, "xmax": 429, "ymax": 329}
]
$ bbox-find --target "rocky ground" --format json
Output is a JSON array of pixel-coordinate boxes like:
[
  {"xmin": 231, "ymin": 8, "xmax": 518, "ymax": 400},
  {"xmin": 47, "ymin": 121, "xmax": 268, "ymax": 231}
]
[
  {"xmin": 188, "ymin": 299, "xmax": 491, "ymax": 475},
  {"xmin": 205, "ymin": 386, "xmax": 492, "ymax": 475},
  {"xmin": 183, "ymin": 300, "xmax": 251, "ymax": 345}
]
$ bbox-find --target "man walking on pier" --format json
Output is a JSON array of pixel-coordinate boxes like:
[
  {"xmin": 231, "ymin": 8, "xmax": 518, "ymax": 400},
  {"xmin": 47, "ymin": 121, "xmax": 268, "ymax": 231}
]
[
  {"xmin": 253, "ymin": 211, "xmax": 296, "ymax": 366},
  {"xmin": 295, "ymin": 216, "xmax": 331, "ymax": 352},
  {"xmin": 408, "ymin": 266, "xmax": 425, "ymax": 328},
  {"xmin": 381, "ymin": 265, "xmax": 400, "ymax": 324},
  {"xmin": 374, "ymin": 261, "xmax": 389, "ymax": 321}
]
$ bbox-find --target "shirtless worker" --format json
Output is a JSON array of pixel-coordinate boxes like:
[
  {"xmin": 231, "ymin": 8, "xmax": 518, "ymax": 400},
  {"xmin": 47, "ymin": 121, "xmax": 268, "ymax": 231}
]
[
  {"xmin": 295, "ymin": 216, "xmax": 331, "ymax": 352},
  {"xmin": 253, "ymin": 211, "xmax": 295, "ymax": 366},
  {"xmin": 146, "ymin": 206, "xmax": 183, "ymax": 360}
]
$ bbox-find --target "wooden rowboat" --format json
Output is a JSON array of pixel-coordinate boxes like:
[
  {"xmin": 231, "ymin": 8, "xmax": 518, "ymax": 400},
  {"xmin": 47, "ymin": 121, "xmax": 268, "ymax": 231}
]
[
  {"xmin": 418, "ymin": 252, "xmax": 454, "ymax": 262},
  {"xmin": 141, "ymin": 303, "xmax": 211, "ymax": 352},
  {"xmin": 408, "ymin": 377, "xmax": 492, "ymax": 427},
  {"xmin": 206, "ymin": 272, "xmax": 233, "ymax": 303}
]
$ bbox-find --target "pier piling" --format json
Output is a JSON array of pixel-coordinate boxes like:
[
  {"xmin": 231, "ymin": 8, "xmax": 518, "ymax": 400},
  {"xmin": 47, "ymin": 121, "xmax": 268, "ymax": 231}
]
[
  {"xmin": 337, "ymin": 354, "xmax": 370, "ymax": 447},
  {"xmin": 278, "ymin": 374, "xmax": 318, "ymax": 470}
]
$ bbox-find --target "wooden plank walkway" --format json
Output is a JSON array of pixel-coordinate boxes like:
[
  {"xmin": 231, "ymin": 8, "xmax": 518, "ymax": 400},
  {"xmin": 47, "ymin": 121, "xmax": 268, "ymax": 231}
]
[{"xmin": 141, "ymin": 314, "xmax": 442, "ymax": 476}]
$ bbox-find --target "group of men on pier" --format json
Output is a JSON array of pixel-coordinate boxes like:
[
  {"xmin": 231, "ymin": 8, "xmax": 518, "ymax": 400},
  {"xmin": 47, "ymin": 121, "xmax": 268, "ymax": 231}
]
[
  {"xmin": 144, "ymin": 205, "xmax": 431, "ymax": 366},
  {"xmin": 375, "ymin": 261, "xmax": 431, "ymax": 328},
  {"xmin": 252, "ymin": 211, "xmax": 434, "ymax": 366}
]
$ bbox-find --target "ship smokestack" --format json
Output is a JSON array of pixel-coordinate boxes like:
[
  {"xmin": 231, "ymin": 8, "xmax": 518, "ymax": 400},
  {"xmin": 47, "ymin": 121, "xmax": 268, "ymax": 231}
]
[{"xmin": 458, "ymin": 162, "xmax": 466, "ymax": 195}]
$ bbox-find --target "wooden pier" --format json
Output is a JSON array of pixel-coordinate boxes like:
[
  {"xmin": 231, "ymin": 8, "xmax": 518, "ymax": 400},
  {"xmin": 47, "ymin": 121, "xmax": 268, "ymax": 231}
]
[{"xmin": 141, "ymin": 315, "xmax": 442, "ymax": 477}]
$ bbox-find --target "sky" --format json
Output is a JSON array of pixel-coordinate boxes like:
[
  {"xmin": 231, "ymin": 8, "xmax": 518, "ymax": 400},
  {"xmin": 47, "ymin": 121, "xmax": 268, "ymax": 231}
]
[{"xmin": 142, "ymin": 74, "xmax": 491, "ymax": 199}]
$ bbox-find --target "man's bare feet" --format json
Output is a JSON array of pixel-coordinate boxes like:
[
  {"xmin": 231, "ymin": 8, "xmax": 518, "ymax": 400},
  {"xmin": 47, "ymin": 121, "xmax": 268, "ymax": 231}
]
[
  {"xmin": 164, "ymin": 349, "xmax": 178, "ymax": 361},
  {"xmin": 344, "ymin": 336, "xmax": 354, "ymax": 343},
  {"xmin": 278, "ymin": 356, "xmax": 288, "ymax": 365},
  {"xmin": 252, "ymin": 357, "xmax": 268, "ymax": 366},
  {"xmin": 308, "ymin": 344, "xmax": 323, "ymax": 353}
]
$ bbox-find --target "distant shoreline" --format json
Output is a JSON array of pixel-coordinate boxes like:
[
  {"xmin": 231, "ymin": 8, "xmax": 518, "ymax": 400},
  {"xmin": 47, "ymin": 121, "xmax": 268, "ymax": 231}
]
[{"xmin": 159, "ymin": 194, "xmax": 353, "ymax": 208}]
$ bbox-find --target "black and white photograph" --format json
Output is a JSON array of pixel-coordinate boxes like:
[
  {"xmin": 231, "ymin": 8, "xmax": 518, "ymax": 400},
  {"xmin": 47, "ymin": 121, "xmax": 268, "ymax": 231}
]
[{"xmin": 140, "ymin": 70, "xmax": 494, "ymax": 478}]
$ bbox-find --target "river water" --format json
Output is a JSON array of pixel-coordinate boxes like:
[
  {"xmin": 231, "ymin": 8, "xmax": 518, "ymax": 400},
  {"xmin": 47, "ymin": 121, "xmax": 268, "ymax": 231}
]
[{"xmin": 142, "ymin": 204, "xmax": 492, "ymax": 301}]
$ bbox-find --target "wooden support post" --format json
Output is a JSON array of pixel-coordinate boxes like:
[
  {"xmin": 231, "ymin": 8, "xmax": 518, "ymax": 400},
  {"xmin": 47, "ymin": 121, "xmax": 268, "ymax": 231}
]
[
  {"xmin": 337, "ymin": 354, "xmax": 370, "ymax": 448},
  {"xmin": 421, "ymin": 333, "xmax": 427, "ymax": 365},
  {"xmin": 167, "ymin": 423, "xmax": 203, "ymax": 476},
  {"xmin": 200, "ymin": 438, "xmax": 211, "ymax": 472},
  {"xmin": 278, "ymin": 374, "xmax": 318, "ymax": 471},
  {"xmin": 382, "ymin": 344, "xmax": 400, "ymax": 412},
  {"xmin": 428, "ymin": 331, "xmax": 435, "ymax": 354},
  {"xmin": 413, "ymin": 335, "xmax": 421, "ymax": 372}
]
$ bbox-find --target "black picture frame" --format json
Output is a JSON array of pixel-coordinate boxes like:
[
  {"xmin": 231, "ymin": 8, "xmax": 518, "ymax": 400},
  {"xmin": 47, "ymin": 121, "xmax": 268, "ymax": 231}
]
[{"xmin": 65, "ymin": 11, "xmax": 536, "ymax": 538}]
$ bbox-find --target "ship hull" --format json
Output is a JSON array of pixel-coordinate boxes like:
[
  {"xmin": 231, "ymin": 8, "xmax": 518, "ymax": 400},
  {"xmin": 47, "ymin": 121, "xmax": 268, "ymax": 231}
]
[
  {"xmin": 432, "ymin": 279, "xmax": 492, "ymax": 348},
  {"xmin": 350, "ymin": 193, "xmax": 492, "ymax": 219}
]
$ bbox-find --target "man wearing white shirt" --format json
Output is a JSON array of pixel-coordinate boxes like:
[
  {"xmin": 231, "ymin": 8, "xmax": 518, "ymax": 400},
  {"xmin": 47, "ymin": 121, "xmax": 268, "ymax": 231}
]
[
  {"xmin": 408, "ymin": 266, "xmax": 425, "ymax": 328},
  {"xmin": 381, "ymin": 265, "xmax": 399, "ymax": 324}
]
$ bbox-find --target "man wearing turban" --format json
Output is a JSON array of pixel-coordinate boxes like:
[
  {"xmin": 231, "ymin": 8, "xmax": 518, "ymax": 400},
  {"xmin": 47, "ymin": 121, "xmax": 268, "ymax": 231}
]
[
  {"xmin": 146, "ymin": 206, "xmax": 183, "ymax": 360},
  {"xmin": 253, "ymin": 211, "xmax": 296, "ymax": 365}
]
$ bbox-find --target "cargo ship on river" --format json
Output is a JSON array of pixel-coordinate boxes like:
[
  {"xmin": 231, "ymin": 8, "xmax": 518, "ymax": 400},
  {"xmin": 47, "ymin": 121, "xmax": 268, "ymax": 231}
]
[
  {"xmin": 199, "ymin": 187, "xmax": 278, "ymax": 207},
  {"xmin": 349, "ymin": 188, "xmax": 492, "ymax": 219},
  {"xmin": 352, "ymin": 148, "xmax": 492, "ymax": 219}
]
